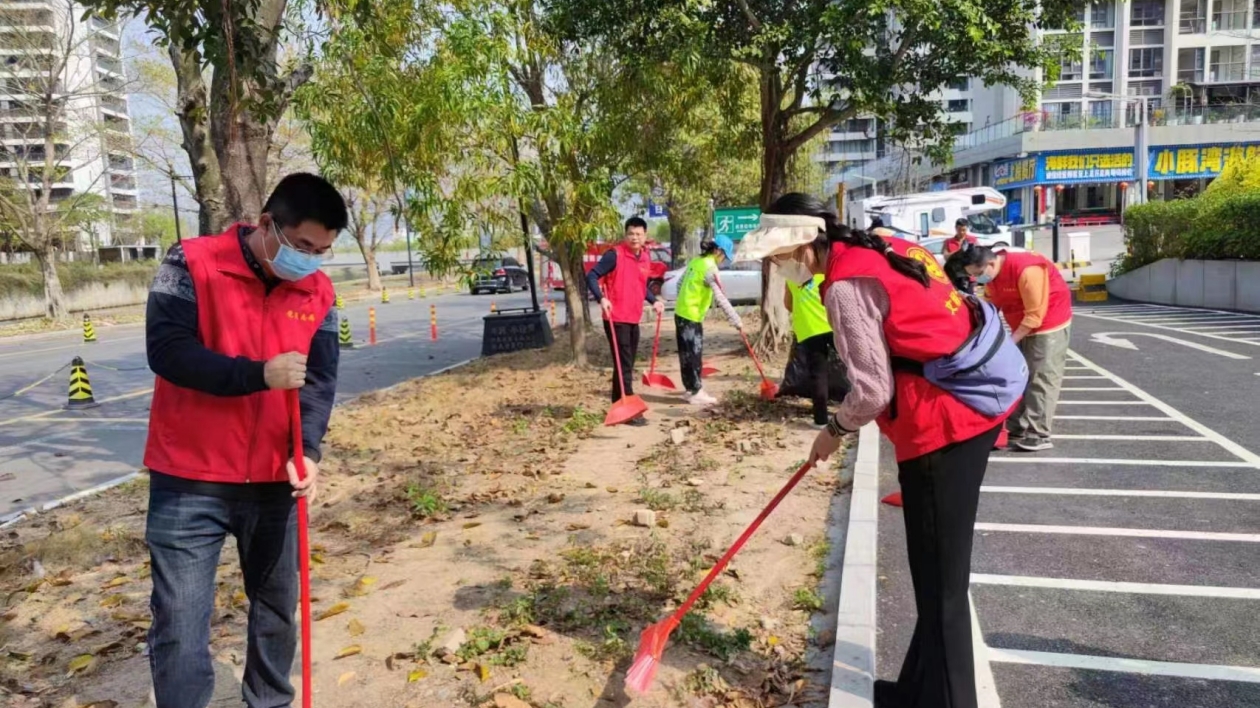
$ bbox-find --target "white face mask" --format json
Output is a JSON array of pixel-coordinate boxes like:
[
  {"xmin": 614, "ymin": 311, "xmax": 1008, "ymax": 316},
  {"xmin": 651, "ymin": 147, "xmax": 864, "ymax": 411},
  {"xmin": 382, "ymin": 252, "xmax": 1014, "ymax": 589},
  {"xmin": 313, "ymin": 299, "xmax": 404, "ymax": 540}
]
[{"xmin": 776, "ymin": 257, "xmax": 813, "ymax": 286}]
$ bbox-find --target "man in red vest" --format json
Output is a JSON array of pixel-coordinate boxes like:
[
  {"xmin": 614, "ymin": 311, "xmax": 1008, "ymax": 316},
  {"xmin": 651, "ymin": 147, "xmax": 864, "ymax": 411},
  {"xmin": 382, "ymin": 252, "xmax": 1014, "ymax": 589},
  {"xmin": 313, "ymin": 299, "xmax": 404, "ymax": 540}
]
[
  {"xmin": 965, "ymin": 247, "xmax": 1073, "ymax": 452},
  {"xmin": 143, "ymin": 173, "xmax": 347, "ymax": 707},
  {"xmin": 585, "ymin": 216, "xmax": 665, "ymax": 426},
  {"xmin": 944, "ymin": 217, "xmax": 978, "ymax": 255}
]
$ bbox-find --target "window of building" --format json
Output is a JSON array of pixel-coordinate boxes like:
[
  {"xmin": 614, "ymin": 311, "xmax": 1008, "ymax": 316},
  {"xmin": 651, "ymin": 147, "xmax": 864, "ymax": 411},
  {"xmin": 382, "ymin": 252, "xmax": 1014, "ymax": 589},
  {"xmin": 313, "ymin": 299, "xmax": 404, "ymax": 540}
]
[
  {"xmin": 1091, "ymin": 1, "xmax": 1115, "ymax": 28},
  {"xmin": 1179, "ymin": 0, "xmax": 1207, "ymax": 33},
  {"xmin": 1210, "ymin": 45, "xmax": 1245, "ymax": 82},
  {"xmin": 946, "ymin": 99, "xmax": 970, "ymax": 113},
  {"xmin": 1129, "ymin": 47, "xmax": 1164, "ymax": 78},
  {"xmin": 1178, "ymin": 47, "xmax": 1205, "ymax": 83},
  {"xmin": 947, "ymin": 76, "xmax": 969, "ymax": 91},
  {"xmin": 1089, "ymin": 101, "xmax": 1114, "ymax": 126},
  {"xmin": 1090, "ymin": 49, "xmax": 1114, "ymax": 80},
  {"xmin": 1060, "ymin": 52, "xmax": 1084, "ymax": 81},
  {"xmin": 1130, "ymin": 0, "xmax": 1165, "ymax": 26}
]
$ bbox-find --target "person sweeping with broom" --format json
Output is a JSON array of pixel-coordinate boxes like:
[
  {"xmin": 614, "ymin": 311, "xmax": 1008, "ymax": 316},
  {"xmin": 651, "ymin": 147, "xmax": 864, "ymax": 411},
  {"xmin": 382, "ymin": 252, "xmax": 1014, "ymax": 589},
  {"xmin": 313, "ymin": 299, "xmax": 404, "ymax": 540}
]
[
  {"xmin": 586, "ymin": 216, "xmax": 665, "ymax": 426},
  {"xmin": 673, "ymin": 235, "xmax": 743, "ymax": 407},
  {"xmin": 143, "ymin": 173, "xmax": 347, "ymax": 708}
]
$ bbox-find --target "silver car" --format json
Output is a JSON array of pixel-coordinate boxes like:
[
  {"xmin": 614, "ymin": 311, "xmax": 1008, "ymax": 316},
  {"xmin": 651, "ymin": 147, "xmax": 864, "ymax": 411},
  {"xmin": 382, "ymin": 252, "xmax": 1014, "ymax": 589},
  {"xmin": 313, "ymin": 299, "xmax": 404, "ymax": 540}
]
[{"xmin": 661, "ymin": 260, "xmax": 763, "ymax": 306}]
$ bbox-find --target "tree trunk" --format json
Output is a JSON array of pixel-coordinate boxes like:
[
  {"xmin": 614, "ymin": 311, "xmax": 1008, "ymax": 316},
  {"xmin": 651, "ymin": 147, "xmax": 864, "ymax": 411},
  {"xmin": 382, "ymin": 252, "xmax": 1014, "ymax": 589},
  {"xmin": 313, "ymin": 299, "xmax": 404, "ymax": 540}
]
[
  {"xmin": 755, "ymin": 68, "xmax": 793, "ymax": 356},
  {"xmin": 357, "ymin": 239, "xmax": 382, "ymax": 291},
  {"xmin": 209, "ymin": 74, "xmax": 274, "ymax": 223},
  {"xmin": 665, "ymin": 200, "xmax": 699, "ymax": 266},
  {"xmin": 169, "ymin": 44, "xmax": 230, "ymax": 234},
  {"xmin": 38, "ymin": 246, "xmax": 66, "ymax": 320},
  {"xmin": 555, "ymin": 246, "xmax": 589, "ymax": 366}
]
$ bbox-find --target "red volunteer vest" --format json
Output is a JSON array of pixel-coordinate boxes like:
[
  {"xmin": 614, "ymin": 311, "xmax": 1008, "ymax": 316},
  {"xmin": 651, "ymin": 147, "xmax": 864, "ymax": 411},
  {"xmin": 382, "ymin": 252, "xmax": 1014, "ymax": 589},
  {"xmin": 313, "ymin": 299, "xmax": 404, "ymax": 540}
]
[
  {"xmin": 985, "ymin": 250, "xmax": 1072, "ymax": 332},
  {"xmin": 144, "ymin": 225, "xmax": 335, "ymax": 484},
  {"xmin": 824, "ymin": 237, "xmax": 1009, "ymax": 461},
  {"xmin": 602, "ymin": 242, "xmax": 651, "ymax": 324},
  {"xmin": 944, "ymin": 234, "xmax": 977, "ymax": 254}
]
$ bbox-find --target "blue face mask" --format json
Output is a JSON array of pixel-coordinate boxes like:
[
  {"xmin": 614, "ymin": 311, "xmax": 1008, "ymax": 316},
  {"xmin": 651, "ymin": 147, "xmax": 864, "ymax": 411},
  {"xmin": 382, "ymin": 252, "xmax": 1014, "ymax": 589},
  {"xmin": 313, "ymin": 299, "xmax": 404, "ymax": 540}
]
[
  {"xmin": 268, "ymin": 223, "xmax": 324, "ymax": 281},
  {"xmin": 975, "ymin": 271, "xmax": 994, "ymax": 285}
]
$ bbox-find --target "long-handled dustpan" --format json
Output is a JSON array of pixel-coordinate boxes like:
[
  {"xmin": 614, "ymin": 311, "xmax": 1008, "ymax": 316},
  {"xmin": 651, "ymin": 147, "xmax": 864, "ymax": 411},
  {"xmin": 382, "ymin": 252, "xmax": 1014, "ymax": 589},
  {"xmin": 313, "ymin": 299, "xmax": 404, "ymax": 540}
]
[
  {"xmin": 288, "ymin": 390, "xmax": 314, "ymax": 708},
  {"xmin": 641, "ymin": 312, "xmax": 676, "ymax": 390},
  {"xmin": 625, "ymin": 461, "xmax": 815, "ymax": 693},
  {"xmin": 604, "ymin": 322, "xmax": 649, "ymax": 425}
]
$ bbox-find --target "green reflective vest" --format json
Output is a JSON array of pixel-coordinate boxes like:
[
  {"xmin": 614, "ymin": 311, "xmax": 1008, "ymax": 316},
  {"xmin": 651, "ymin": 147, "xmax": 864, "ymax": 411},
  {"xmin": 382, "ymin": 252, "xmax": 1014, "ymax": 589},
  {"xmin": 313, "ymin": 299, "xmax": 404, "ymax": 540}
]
[
  {"xmin": 675, "ymin": 255, "xmax": 718, "ymax": 323},
  {"xmin": 786, "ymin": 274, "xmax": 832, "ymax": 342}
]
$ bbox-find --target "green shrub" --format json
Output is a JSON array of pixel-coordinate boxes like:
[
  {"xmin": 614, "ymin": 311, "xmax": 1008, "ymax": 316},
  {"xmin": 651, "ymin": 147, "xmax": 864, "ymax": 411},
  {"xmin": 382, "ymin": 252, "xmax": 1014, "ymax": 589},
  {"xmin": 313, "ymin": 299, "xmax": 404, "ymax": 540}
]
[{"xmin": 1117, "ymin": 188, "xmax": 1260, "ymax": 275}]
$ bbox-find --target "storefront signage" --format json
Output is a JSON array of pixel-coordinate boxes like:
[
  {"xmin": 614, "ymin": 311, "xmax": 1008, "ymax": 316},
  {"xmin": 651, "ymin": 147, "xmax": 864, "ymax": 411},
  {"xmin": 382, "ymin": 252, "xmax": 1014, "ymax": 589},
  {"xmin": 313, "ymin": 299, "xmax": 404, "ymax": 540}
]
[{"xmin": 992, "ymin": 142, "xmax": 1260, "ymax": 190}]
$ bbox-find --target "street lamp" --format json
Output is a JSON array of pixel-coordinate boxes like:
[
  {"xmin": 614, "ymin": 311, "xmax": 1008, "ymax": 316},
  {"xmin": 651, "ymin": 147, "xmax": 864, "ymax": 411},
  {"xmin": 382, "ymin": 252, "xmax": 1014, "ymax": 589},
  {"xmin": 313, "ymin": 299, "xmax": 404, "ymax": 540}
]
[{"xmin": 1086, "ymin": 92, "xmax": 1150, "ymax": 205}]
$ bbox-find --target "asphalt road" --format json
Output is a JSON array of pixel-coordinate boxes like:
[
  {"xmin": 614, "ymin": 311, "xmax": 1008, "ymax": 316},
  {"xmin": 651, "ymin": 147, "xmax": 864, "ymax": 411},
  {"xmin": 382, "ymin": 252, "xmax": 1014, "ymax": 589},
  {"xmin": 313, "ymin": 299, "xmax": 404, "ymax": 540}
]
[
  {"xmin": 0, "ymin": 285, "xmax": 558, "ymax": 521},
  {"xmin": 877, "ymin": 299, "xmax": 1260, "ymax": 707}
]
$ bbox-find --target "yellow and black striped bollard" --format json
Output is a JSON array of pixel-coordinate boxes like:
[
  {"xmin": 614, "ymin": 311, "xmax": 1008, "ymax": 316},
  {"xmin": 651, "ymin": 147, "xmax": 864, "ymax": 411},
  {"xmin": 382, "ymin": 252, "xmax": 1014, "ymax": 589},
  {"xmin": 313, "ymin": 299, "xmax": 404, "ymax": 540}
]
[
  {"xmin": 338, "ymin": 317, "xmax": 354, "ymax": 349},
  {"xmin": 381, "ymin": 288, "xmax": 390, "ymax": 304},
  {"xmin": 66, "ymin": 357, "xmax": 98, "ymax": 409},
  {"xmin": 82, "ymin": 313, "xmax": 97, "ymax": 343}
]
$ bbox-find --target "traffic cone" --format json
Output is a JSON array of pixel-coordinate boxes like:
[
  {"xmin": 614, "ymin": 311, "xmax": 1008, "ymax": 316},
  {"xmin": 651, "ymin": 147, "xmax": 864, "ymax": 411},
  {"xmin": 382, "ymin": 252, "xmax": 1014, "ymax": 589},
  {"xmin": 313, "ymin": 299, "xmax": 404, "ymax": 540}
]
[
  {"xmin": 420, "ymin": 286, "xmax": 427, "ymax": 298},
  {"xmin": 66, "ymin": 357, "xmax": 98, "ymax": 409},
  {"xmin": 490, "ymin": 300, "xmax": 497, "ymax": 313},
  {"xmin": 381, "ymin": 288, "xmax": 390, "ymax": 304},
  {"xmin": 335, "ymin": 293, "xmax": 344, "ymax": 310},
  {"xmin": 881, "ymin": 492, "xmax": 903, "ymax": 507},
  {"xmin": 81, "ymin": 313, "xmax": 97, "ymax": 343},
  {"xmin": 408, "ymin": 288, "xmax": 415, "ymax": 300},
  {"xmin": 338, "ymin": 317, "xmax": 354, "ymax": 350}
]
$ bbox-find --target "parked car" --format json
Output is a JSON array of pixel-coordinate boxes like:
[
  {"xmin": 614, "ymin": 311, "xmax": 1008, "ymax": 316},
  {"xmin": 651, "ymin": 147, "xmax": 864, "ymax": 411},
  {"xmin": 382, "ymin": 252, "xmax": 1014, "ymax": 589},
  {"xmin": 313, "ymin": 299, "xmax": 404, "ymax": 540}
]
[
  {"xmin": 469, "ymin": 256, "xmax": 531, "ymax": 294},
  {"xmin": 661, "ymin": 260, "xmax": 762, "ymax": 306}
]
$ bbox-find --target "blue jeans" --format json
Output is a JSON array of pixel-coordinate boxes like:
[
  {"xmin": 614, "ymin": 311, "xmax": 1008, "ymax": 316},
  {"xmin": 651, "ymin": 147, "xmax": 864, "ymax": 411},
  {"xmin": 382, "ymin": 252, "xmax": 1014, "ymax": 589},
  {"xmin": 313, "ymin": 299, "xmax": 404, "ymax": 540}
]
[{"xmin": 146, "ymin": 484, "xmax": 298, "ymax": 708}]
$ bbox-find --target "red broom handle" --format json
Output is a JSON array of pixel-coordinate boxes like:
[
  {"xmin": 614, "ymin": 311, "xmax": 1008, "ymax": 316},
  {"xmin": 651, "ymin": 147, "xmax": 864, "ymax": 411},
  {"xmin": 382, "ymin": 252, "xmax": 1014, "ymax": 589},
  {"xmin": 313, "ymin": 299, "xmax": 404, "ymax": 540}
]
[
  {"xmin": 288, "ymin": 390, "xmax": 313, "ymax": 708},
  {"xmin": 671, "ymin": 461, "xmax": 813, "ymax": 619},
  {"xmin": 607, "ymin": 316, "xmax": 629, "ymax": 396},
  {"xmin": 647, "ymin": 312, "xmax": 662, "ymax": 376},
  {"xmin": 739, "ymin": 329, "xmax": 769, "ymax": 381}
]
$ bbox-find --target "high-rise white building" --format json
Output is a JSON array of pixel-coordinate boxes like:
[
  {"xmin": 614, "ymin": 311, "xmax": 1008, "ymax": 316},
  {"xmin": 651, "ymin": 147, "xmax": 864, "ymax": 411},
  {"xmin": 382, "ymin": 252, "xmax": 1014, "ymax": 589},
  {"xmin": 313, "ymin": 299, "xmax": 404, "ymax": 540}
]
[
  {"xmin": 0, "ymin": 1, "xmax": 138, "ymax": 249},
  {"xmin": 830, "ymin": 0, "xmax": 1260, "ymax": 227}
]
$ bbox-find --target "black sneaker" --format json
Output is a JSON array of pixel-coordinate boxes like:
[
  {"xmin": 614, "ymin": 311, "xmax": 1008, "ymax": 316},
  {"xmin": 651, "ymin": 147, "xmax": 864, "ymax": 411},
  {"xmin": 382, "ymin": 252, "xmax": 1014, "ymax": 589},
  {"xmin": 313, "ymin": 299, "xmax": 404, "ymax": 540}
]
[
  {"xmin": 1012, "ymin": 436, "xmax": 1053, "ymax": 452},
  {"xmin": 626, "ymin": 416, "xmax": 649, "ymax": 427},
  {"xmin": 874, "ymin": 679, "xmax": 901, "ymax": 708}
]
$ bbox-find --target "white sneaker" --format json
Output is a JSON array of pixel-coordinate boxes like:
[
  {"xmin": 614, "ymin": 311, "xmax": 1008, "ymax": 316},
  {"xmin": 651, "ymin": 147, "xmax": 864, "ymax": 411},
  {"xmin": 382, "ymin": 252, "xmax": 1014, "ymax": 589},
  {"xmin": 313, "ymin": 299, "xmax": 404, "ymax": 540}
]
[{"xmin": 688, "ymin": 389, "xmax": 718, "ymax": 406}]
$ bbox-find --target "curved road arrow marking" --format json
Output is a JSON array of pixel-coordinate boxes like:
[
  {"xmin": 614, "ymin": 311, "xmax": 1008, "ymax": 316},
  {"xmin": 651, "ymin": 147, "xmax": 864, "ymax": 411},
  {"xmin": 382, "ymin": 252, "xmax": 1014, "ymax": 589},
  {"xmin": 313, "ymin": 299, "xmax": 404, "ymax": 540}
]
[{"xmin": 1090, "ymin": 332, "xmax": 1251, "ymax": 360}]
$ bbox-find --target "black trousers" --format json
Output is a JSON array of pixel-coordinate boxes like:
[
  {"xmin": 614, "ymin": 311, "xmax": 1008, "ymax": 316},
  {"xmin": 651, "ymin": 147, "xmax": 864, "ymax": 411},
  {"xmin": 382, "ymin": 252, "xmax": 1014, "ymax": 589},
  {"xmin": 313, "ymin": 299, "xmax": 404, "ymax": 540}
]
[
  {"xmin": 798, "ymin": 333, "xmax": 833, "ymax": 425},
  {"xmin": 675, "ymin": 316, "xmax": 704, "ymax": 394},
  {"xmin": 603, "ymin": 320, "xmax": 640, "ymax": 402},
  {"xmin": 892, "ymin": 424, "xmax": 1001, "ymax": 708}
]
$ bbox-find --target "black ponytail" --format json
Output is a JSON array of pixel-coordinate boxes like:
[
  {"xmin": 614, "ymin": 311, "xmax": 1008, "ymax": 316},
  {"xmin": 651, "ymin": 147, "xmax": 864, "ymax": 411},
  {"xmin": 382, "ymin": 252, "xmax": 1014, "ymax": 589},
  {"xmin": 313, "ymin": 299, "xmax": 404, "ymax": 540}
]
[
  {"xmin": 699, "ymin": 240, "xmax": 721, "ymax": 256},
  {"xmin": 767, "ymin": 192, "xmax": 931, "ymax": 288}
]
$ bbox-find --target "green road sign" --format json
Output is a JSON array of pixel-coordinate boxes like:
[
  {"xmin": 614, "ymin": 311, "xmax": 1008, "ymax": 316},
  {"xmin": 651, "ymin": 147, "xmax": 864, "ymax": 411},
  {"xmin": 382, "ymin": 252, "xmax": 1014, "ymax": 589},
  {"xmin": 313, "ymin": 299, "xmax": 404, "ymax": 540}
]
[{"xmin": 713, "ymin": 206, "xmax": 761, "ymax": 241}]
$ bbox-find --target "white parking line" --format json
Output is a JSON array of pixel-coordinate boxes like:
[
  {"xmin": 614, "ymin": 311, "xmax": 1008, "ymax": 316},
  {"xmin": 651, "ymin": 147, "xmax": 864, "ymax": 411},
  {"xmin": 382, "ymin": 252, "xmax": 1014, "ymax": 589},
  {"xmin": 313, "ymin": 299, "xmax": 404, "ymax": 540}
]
[
  {"xmin": 971, "ymin": 574, "xmax": 1260, "ymax": 600},
  {"xmin": 1063, "ymin": 375, "xmax": 1109, "ymax": 379},
  {"xmin": 1059, "ymin": 387, "xmax": 1127, "ymax": 391},
  {"xmin": 1074, "ymin": 312, "xmax": 1260, "ymax": 348},
  {"xmin": 1054, "ymin": 415, "xmax": 1174, "ymax": 421},
  {"xmin": 988, "ymin": 457, "xmax": 1249, "ymax": 467},
  {"xmin": 1049, "ymin": 434, "xmax": 1207, "ymax": 441},
  {"xmin": 1068, "ymin": 351, "xmax": 1260, "ymax": 467},
  {"xmin": 986, "ymin": 649, "xmax": 1260, "ymax": 684},
  {"xmin": 974, "ymin": 522, "xmax": 1260, "ymax": 542},
  {"xmin": 969, "ymin": 593, "xmax": 1002, "ymax": 708},
  {"xmin": 981, "ymin": 486, "xmax": 1260, "ymax": 500},
  {"xmin": 1056, "ymin": 401, "xmax": 1151, "ymax": 405}
]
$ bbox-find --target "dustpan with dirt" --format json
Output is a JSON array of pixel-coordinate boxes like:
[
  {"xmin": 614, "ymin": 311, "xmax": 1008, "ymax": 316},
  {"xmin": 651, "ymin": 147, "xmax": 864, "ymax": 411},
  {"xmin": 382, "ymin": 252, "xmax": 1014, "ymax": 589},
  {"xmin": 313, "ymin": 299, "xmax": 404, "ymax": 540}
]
[
  {"xmin": 626, "ymin": 460, "xmax": 815, "ymax": 693},
  {"xmin": 641, "ymin": 312, "xmax": 676, "ymax": 390},
  {"xmin": 605, "ymin": 322, "xmax": 648, "ymax": 425}
]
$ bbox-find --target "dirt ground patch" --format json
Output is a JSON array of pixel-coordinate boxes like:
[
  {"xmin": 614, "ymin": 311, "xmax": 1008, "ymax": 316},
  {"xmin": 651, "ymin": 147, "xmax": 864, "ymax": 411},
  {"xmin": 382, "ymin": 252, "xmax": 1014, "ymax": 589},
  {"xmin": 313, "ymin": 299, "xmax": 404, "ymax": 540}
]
[{"xmin": 0, "ymin": 316, "xmax": 853, "ymax": 708}]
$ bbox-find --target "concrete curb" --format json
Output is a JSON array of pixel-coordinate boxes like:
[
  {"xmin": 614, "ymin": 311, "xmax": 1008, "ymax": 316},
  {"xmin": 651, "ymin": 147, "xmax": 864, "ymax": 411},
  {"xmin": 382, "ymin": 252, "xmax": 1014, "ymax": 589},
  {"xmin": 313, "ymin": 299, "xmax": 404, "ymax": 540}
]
[
  {"xmin": 0, "ymin": 356, "xmax": 482, "ymax": 530},
  {"xmin": 829, "ymin": 423, "xmax": 880, "ymax": 708}
]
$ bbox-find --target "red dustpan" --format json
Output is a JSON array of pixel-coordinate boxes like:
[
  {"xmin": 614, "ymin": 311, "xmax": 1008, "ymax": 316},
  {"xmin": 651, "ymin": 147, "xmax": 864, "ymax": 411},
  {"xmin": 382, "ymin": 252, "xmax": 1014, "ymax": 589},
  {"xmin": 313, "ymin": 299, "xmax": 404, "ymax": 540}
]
[
  {"xmin": 641, "ymin": 313, "xmax": 676, "ymax": 390},
  {"xmin": 739, "ymin": 330, "xmax": 778, "ymax": 400},
  {"xmin": 700, "ymin": 361, "xmax": 719, "ymax": 377},
  {"xmin": 605, "ymin": 322, "xmax": 648, "ymax": 426},
  {"xmin": 625, "ymin": 461, "xmax": 815, "ymax": 693},
  {"xmin": 287, "ymin": 390, "xmax": 314, "ymax": 708}
]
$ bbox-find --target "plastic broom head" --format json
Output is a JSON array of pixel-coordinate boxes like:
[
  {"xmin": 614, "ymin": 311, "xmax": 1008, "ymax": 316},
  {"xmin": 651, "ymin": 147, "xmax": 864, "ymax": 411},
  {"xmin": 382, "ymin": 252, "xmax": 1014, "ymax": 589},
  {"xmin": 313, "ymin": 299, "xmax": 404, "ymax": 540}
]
[
  {"xmin": 643, "ymin": 371, "xmax": 677, "ymax": 390},
  {"xmin": 701, "ymin": 362, "xmax": 720, "ymax": 377},
  {"xmin": 625, "ymin": 615, "xmax": 680, "ymax": 694},
  {"xmin": 604, "ymin": 394, "xmax": 649, "ymax": 426}
]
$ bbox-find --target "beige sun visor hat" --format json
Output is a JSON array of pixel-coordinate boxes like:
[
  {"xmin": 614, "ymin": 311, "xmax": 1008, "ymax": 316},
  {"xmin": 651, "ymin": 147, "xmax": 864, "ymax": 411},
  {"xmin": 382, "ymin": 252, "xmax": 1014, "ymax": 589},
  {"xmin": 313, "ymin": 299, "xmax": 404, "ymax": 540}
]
[{"xmin": 732, "ymin": 214, "xmax": 826, "ymax": 261}]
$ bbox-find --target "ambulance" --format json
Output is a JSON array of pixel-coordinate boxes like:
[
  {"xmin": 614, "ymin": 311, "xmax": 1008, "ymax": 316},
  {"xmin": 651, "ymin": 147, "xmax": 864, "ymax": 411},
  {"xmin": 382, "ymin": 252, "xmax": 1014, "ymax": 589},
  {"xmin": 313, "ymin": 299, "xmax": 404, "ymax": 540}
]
[{"xmin": 852, "ymin": 187, "xmax": 1011, "ymax": 244}]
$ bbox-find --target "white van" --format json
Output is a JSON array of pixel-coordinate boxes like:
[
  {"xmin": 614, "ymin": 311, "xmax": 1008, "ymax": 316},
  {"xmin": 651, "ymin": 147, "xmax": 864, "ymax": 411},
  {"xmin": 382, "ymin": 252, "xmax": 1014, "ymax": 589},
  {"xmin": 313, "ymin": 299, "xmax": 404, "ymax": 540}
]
[{"xmin": 852, "ymin": 187, "xmax": 1011, "ymax": 243}]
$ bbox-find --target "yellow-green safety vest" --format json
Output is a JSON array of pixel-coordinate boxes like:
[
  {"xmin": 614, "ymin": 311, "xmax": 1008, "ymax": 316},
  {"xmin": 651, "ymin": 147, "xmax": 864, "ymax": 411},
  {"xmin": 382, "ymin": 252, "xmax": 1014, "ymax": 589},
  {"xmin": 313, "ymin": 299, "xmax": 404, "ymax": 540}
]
[
  {"xmin": 675, "ymin": 255, "xmax": 719, "ymax": 323},
  {"xmin": 786, "ymin": 274, "xmax": 832, "ymax": 342}
]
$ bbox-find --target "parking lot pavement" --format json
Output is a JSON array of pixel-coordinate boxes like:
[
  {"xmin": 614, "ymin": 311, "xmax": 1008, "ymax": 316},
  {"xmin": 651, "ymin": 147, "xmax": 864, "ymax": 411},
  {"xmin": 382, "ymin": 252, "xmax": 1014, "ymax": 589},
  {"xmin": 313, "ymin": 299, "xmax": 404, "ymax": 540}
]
[
  {"xmin": 1074, "ymin": 302, "xmax": 1260, "ymax": 349},
  {"xmin": 875, "ymin": 326, "xmax": 1260, "ymax": 707}
]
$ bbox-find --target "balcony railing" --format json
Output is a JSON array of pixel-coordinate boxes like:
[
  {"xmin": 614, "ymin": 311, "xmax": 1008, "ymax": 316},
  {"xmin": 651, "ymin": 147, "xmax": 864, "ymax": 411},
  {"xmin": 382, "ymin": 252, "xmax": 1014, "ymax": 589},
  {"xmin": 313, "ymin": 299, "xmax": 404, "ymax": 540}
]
[
  {"xmin": 1179, "ymin": 17, "xmax": 1206, "ymax": 33},
  {"xmin": 99, "ymin": 95, "xmax": 127, "ymax": 113},
  {"xmin": 1209, "ymin": 63, "xmax": 1246, "ymax": 82},
  {"xmin": 1212, "ymin": 11, "xmax": 1249, "ymax": 31}
]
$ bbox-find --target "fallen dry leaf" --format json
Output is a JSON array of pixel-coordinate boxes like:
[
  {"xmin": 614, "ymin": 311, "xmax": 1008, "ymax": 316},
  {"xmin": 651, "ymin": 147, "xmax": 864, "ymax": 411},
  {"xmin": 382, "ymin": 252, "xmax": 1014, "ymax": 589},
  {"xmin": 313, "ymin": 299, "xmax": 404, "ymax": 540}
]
[
  {"xmin": 380, "ymin": 579, "xmax": 406, "ymax": 591},
  {"xmin": 546, "ymin": 492, "xmax": 565, "ymax": 503},
  {"xmin": 417, "ymin": 531, "xmax": 437, "ymax": 548},
  {"xmin": 476, "ymin": 663, "xmax": 491, "ymax": 682},
  {"xmin": 407, "ymin": 668, "xmax": 427, "ymax": 683},
  {"xmin": 344, "ymin": 576, "xmax": 377, "ymax": 598},
  {"xmin": 335, "ymin": 645, "xmax": 362, "ymax": 659},
  {"xmin": 338, "ymin": 671, "xmax": 356, "ymax": 686},
  {"xmin": 76, "ymin": 702, "xmax": 118, "ymax": 708},
  {"xmin": 99, "ymin": 594, "xmax": 125, "ymax": 609},
  {"xmin": 102, "ymin": 576, "xmax": 129, "ymax": 589},
  {"xmin": 347, "ymin": 618, "xmax": 366, "ymax": 637},
  {"xmin": 311, "ymin": 553, "xmax": 326, "ymax": 565},
  {"xmin": 461, "ymin": 522, "xmax": 482, "ymax": 530},
  {"xmin": 67, "ymin": 653, "xmax": 97, "ymax": 675},
  {"xmin": 565, "ymin": 523, "xmax": 590, "ymax": 531},
  {"xmin": 315, "ymin": 602, "xmax": 350, "ymax": 621}
]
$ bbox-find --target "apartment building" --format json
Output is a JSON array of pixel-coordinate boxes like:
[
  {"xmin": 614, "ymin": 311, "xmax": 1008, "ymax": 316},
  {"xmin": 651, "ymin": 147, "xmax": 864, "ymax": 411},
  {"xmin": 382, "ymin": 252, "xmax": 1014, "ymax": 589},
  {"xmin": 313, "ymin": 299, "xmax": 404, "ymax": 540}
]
[
  {"xmin": 0, "ymin": 1, "xmax": 138, "ymax": 249},
  {"xmin": 832, "ymin": 0, "xmax": 1260, "ymax": 228}
]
